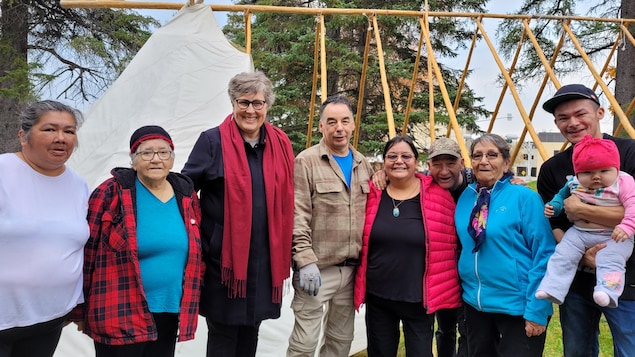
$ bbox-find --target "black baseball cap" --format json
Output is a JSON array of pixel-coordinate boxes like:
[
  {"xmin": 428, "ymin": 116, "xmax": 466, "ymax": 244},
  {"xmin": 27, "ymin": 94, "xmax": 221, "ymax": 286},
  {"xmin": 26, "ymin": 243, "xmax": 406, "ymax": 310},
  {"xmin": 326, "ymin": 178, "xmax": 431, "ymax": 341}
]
[{"xmin": 542, "ymin": 84, "xmax": 601, "ymax": 114}]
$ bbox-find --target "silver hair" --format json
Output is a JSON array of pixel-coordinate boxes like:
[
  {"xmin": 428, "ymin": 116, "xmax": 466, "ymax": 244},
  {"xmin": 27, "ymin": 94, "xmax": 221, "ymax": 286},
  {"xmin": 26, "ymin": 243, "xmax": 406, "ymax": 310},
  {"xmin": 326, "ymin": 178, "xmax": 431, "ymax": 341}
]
[
  {"xmin": 470, "ymin": 133, "xmax": 511, "ymax": 161},
  {"xmin": 227, "ymin": 71, "xmax": 275, "ymax": 106}
]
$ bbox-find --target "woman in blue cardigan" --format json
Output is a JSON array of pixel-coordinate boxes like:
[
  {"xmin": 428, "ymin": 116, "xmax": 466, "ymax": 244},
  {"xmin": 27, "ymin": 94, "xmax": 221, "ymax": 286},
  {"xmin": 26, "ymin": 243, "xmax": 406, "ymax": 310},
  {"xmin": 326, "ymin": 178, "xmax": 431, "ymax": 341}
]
[{"xmin": 455, "ymin": 133, "xmax": 555, "ymax": 357}]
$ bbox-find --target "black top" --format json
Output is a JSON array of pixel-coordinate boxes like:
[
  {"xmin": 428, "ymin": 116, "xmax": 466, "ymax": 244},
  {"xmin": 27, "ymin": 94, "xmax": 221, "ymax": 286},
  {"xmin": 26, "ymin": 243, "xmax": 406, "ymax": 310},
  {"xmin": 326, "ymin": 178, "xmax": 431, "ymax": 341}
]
[
  {"xmin": 450, "ymin": 168, "xmax": 474, "ymax": 203},
  {"xmin": 366, "ymin": 190, "xmax": 425, "ymax": 302},
  {"xmin": 537, "ymin": 134, "xmax": 635, "ymax": 300},
  {"xmin": 182, "ymin": 126, "xmax": 279, "ymax": 325}
]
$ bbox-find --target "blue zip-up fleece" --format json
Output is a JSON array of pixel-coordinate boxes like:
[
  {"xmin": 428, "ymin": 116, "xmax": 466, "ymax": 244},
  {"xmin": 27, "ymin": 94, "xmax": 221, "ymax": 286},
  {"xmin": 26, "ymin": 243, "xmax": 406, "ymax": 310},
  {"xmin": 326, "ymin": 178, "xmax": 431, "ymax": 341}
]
[{"xmin": 455, "ymin": 175, "xmax": 555, "ymax": 325}]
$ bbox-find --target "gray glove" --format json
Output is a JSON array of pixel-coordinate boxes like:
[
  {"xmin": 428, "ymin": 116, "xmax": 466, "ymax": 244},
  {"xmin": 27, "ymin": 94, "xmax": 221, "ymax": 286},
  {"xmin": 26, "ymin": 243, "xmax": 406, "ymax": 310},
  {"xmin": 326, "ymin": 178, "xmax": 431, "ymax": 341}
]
[{"xmin": 299, "ymin": 263, "xmax": 322, "ymax": 296}]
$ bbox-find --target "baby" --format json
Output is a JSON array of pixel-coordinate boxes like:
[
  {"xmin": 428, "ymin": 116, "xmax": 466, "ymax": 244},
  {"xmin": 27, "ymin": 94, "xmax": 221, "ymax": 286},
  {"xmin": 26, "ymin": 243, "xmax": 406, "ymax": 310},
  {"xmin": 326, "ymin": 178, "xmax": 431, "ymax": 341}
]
[{"xmin": 536, "ymin": 135, "xmax": 635, "ymax": 307}]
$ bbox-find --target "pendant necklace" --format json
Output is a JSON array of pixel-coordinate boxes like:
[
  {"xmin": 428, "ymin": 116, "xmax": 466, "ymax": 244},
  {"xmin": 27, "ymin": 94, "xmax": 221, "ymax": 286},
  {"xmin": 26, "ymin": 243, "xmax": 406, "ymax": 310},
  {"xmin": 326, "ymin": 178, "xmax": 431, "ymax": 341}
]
[
  {"xmin": 388, "ymin": 183, "xmax": 419, "ymax": 218},
  {"xmin": 391, "ymin": 197, "xmax": 406, "ymax": 217}
]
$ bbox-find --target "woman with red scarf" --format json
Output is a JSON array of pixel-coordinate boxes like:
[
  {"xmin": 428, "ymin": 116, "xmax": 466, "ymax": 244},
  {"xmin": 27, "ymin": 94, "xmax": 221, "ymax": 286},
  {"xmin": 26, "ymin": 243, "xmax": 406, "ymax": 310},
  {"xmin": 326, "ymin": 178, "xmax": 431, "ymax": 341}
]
[{"xmin": 182, "ymin": 71, "xmax": 294, "ymax": 357}]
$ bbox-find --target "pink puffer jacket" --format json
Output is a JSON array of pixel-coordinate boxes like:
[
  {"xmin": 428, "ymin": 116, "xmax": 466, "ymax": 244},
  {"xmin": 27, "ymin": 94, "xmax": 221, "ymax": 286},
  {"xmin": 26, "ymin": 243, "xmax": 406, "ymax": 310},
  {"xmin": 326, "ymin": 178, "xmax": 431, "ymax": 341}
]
[{"xmin": 354, "ymin": 173, "xmax": 461, "ymax": 313}]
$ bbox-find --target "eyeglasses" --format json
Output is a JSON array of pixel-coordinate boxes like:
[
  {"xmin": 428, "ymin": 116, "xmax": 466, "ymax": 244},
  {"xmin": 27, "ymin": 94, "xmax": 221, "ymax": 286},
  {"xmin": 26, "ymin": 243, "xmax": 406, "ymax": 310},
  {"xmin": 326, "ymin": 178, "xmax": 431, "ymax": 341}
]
[
  {"xmin": 470, "ymin": 152, "xmax": 500, "ymax": 161},
  {"xmin": 135, "ymin": 150, "xmax": 173, "ymax": 161},
  {"xmin": 385, "ymin": 153, "xmax": 415, "ymax": 162},
  {"xmin": 235, "ymin": 99, "xmax": 266, "ymax": 110}
]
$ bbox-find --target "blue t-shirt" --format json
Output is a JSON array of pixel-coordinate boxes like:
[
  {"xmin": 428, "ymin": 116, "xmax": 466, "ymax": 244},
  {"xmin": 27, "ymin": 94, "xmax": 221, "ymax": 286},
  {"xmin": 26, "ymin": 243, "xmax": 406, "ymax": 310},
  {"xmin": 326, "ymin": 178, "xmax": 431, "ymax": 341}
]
[
  {"xmin": 333, "ymin": 149, "xmax": 353, "ymax": 187},
  {"xmin": 135, "ymin": 179, "xmax": 188, "ymax": 313}
]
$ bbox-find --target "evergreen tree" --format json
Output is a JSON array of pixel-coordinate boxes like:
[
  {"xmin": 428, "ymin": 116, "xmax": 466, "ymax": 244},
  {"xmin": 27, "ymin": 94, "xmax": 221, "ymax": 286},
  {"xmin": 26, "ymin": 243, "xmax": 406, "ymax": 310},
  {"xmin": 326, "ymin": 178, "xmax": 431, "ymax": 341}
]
[
  {"xmin": 0, "ymin": 1, "xmax": 156, "ymax": 152},
  {"xmin": 224, "ymin": 0, "xmax": 489, "ymax": 155}
]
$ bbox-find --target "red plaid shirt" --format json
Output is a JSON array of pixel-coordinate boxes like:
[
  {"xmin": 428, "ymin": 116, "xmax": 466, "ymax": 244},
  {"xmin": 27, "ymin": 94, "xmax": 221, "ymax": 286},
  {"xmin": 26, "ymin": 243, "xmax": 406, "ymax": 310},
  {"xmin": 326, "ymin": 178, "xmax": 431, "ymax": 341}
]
[{"xmin": 70, "ymin": 168, "xmax": 203, "ymax": 345}]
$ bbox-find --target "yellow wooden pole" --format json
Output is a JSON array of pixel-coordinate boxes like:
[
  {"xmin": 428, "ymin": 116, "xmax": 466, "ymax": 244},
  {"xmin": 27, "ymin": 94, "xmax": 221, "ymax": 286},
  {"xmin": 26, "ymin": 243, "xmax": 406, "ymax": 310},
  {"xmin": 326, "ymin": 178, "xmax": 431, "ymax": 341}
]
[
  {"xmin": 402, "ymin": 24, "xmax": 425, "ymax": 137},
  {"xmin": 563, "ymin": 21, "xmax": 635, "ymax": 137},
  {"xmin": 447, "ymin": 22, "xmax": 479, "ymax": 138},
  {"xmin": 320, "ymin": 13, "xmax": 327, "ymax": 102},
  {"xmin": 487, "ymin": 28, "xmax": 525, "ymax": 134},
  {"xmin": 615, "ymin": 97, "xmax": 635, "ymax": 137},
  {"xmin": 620, "ymin": 24, "xmax": 635, "ymax": 47},
  {"xmin": 306, "ymin": 16, "xmax": 322, "ymax": 148},
  {"xmin": 354, "ymin": 18, "xmax": 372, "ymax": 148},
  {"xmin": 513, "ymin": 24, "xmax": 565, "ymax": 160},
  {"xmin": 474, "ymin": 19, "xmax": 549, "ymax": 160},
  {"xmin": 428, "ymin": 50, "xmax": 435, "ymax": 142},
  {"xmin": 425, "ymin": 13, "xmax": 435, "ymax": 142},
  {"xmin": 60, "ymin": 1, "xmax": 635, "ymax": 25},
  {"xmin": 244, "ymin": 11, "xmax": 251, "ymax": 55},
  {"xmin": 371, "ymin": 14, "xmax": 396, "ymax": 138},
  {"xmin": 418, "ymin": 17, "xmax": 470, "ymax": 163}
]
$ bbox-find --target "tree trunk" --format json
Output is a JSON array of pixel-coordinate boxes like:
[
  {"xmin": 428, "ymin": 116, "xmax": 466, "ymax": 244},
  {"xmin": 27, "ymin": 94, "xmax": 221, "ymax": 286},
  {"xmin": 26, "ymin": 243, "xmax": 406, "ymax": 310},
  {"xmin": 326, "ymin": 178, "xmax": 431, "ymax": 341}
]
[
  {"xmin": 0, "ymin": 0, "xmax": 30, "ymax": 153},
  {"xmin": 613, "ymin": 0, "xmax": 635, "ymax": 137}
]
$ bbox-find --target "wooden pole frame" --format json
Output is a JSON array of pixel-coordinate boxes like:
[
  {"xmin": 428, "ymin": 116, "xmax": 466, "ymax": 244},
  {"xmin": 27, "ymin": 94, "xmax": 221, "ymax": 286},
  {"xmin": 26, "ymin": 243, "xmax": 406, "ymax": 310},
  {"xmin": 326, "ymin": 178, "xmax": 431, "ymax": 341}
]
[{"xmin": 61, "ymin": 0, "xmax": 635, "ymax": 153}]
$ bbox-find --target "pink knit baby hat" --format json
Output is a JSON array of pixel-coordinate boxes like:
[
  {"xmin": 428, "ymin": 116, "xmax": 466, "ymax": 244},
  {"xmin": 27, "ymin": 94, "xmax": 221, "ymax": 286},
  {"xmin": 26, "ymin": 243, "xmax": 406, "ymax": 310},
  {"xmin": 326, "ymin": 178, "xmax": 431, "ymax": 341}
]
[{"xmin": 572, "ymin": 135, "xmax": 620, "ymax": 173}]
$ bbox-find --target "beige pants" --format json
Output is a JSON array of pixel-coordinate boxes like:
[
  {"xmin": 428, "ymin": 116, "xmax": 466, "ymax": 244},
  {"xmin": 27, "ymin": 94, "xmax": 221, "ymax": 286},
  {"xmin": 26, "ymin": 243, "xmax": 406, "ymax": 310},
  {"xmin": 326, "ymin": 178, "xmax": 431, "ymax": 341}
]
[{"xmin": 286, "ymin": 265, "xmax": 356, "ymax": 357}]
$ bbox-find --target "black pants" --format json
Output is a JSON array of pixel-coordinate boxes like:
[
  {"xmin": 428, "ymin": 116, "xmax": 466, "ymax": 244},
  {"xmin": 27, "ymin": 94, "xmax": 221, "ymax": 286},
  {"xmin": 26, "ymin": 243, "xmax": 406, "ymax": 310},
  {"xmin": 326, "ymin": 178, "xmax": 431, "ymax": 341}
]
[
  {"xmin": 206, "ymin": 319, "xmax": 260, "ymax": 357},
  {"xmin": 435, "ymin": 307, "xmax": 468, "ymax": 357},
  {"xmin": 94, "ymin": 313, "xmax": 178, "ymax": 357},
  {"xmin": 0, "ymin": 315, "xmax": 66, "ymax": 357},
  {"xmin": 464, "ymin": 304, "xmax": 546, "ymax": 357},
  {"xmin": 365, "ymin": 293, "xmax": 434, "ymax": 357}
]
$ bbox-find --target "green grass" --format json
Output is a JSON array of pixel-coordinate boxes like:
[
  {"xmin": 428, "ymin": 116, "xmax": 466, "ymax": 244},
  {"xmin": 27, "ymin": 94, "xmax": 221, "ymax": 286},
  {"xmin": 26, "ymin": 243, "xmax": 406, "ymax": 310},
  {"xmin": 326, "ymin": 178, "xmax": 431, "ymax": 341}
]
[{"xmin": 352, "ymin": 306, "xmax": 614, "ymax": 356}]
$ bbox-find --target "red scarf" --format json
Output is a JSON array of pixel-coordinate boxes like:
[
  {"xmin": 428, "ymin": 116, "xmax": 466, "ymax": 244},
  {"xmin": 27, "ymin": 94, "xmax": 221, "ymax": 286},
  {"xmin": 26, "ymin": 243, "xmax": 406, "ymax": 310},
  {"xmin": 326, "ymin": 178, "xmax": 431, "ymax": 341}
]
[{"xmin": 219, "ymin": 114, "xmax": 294, "ymax": 303}]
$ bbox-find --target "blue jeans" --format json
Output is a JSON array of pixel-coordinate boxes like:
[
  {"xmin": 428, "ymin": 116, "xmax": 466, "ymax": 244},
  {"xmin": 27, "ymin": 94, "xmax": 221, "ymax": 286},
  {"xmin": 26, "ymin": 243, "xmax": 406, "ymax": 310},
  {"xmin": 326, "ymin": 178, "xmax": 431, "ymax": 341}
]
[
  {"xmin": 561, "ymin": 291, "xmax": 635, "ymax": 357},
  {"xmin": 603, "ymin": 299, "xmax": 635, "ymax": 357}
]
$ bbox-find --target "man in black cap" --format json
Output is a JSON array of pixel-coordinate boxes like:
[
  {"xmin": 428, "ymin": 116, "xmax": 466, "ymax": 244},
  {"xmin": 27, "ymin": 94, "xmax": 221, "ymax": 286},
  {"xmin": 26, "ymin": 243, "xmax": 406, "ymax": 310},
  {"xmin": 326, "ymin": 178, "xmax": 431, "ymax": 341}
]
[{"xmin": 538, "ymin": 84, "xmax": 635, "ymax": 357}]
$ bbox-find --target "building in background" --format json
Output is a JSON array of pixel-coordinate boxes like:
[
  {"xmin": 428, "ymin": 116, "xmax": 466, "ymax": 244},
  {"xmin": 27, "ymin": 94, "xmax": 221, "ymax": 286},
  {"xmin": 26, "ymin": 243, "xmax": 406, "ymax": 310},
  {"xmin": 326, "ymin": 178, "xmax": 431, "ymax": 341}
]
[{"xmin": 508, "ymin": 132, "xmax": 566, "ymax": 181}]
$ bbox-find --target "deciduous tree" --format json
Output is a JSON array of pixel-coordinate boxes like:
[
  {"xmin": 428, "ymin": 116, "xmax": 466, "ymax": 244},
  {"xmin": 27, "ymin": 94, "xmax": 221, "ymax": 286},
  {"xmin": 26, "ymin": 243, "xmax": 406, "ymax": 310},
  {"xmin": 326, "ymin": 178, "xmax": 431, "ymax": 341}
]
[{"xmin": 496, "ymin": 0, "xmax": 634, "ymax": 135}]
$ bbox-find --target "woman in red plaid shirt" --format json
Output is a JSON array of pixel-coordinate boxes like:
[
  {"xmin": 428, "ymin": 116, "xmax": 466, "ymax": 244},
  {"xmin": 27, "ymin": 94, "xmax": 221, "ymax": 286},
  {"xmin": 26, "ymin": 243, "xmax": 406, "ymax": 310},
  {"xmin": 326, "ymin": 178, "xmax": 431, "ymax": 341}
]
[{"xmin": 71, "ymin": 126, "xmax": 204, "ymax": 357}]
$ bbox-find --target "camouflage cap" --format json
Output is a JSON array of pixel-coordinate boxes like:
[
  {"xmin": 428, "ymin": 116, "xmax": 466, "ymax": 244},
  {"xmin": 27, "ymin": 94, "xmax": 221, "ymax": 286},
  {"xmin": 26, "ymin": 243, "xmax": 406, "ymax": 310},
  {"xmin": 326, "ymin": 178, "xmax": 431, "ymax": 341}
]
[{"xmin": 428, "ymin": 137, "xmax": 461, "ymax": 159}]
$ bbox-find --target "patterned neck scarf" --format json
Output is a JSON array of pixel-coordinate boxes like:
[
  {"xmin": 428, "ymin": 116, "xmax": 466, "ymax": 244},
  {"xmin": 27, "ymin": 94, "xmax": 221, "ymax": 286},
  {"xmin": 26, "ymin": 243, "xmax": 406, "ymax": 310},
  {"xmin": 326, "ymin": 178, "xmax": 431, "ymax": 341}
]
[{"xmin": 467, "ymin": 172, "xmax": 512, "ymax": 253}]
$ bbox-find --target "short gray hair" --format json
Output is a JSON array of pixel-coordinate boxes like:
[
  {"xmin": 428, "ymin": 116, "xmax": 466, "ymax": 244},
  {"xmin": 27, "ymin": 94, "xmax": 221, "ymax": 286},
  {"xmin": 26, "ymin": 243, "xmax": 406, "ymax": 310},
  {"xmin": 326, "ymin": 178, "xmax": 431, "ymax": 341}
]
[
  {"xmin": 470, "ymin": 133, "xmax": 511, "ymax": 161},
  {"xmin": 227, "ymin": 71, "xmax": 275, "ymax": 107},
  {"xmin": 20, "ymin": 100, "xmax": 84, "ymax": 139}
]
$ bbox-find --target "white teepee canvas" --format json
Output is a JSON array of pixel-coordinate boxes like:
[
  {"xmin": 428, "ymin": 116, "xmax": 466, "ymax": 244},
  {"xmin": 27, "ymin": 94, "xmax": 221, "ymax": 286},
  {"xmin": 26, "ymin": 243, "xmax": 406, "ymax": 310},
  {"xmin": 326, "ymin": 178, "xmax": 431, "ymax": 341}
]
[{"xmin": 61, "ymin": 3, "xmax": 366, "ymax": 356}]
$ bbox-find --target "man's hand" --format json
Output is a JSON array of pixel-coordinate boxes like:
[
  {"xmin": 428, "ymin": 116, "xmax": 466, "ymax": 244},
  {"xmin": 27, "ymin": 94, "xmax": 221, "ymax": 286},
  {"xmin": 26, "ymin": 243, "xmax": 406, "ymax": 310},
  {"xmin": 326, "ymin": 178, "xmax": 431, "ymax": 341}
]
[
  {"xmin": 563, "ymin": 195, "xmax": 624, "ymax": 227},
  {"xmin": 544, "ymin": 204, "xmax": 555, "ymax": 218},
  {"xmin": 299, "ymin": 263, "xmax": 321, "ymax": 296},
  {"xmin": 581, "ymin": 243, "xmax": 607, "ymax": 268},
  {"xmin": 563, "ymin": 194, "xmax": 584, "ymax": 222},
  {"xmin": 371, "ymin": 169, "xmax": 388, "ymax": 190},
  {"xmin": 612, "ymin": 227, "xmax": 630, "ymax": 242},
  {"xmin": 510, "ymin": 176, "xmax": 527, "ymax": 186}
]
